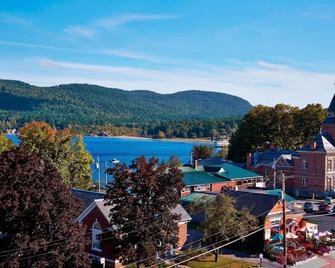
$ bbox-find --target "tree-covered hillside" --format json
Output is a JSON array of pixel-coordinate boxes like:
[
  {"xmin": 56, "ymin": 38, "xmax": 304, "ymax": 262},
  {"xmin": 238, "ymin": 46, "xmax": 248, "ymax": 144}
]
[{"xmin": 0, "ymin": 79, "xmax": 252, "ymax": 129}]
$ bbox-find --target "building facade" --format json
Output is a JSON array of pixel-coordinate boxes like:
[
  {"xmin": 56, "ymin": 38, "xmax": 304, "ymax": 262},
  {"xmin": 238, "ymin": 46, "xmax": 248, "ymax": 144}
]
[
  {"xmin": 247, "ymin": 94, "xmax": 335, "ymax": 198},
  {"xmin": 72, "ymin": 189, "xmax": 191, "ymax": 268}
]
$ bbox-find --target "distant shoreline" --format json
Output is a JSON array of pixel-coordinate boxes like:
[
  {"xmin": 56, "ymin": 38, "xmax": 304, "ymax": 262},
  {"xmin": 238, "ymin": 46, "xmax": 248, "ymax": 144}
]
[
  {"xmin": 90, "ymin": 135, "xmax": 212, "ymax": 144},
  {"xmin": 6, "ymin": 133, "xmax": 212, "ymax": 144}
]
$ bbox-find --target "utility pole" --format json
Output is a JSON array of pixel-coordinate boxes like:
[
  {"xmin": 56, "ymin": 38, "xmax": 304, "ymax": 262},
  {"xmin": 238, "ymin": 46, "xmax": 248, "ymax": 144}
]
[
  {"xmin": 104, "ymin": 160, "xmax": 108, "ymax": 189},
  {"xmin": 282, "ymin": 173, "xmax": 287, "ymax": 268},
  {"xmin": 97, "ymin": 156, "xmax": 101, "ymax": 192}
]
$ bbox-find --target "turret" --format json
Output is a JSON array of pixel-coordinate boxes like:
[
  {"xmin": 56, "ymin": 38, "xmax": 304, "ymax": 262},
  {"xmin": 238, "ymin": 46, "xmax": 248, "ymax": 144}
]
[{"xmin": 322, "ymin": 94, "xmax": 335, "ymax": 141}]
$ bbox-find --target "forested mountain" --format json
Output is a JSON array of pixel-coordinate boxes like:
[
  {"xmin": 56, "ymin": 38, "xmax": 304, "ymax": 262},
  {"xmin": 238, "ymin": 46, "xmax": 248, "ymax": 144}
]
[{"xmin": 0, "ymin": 79, "xmax": 252, "ymax": 132}]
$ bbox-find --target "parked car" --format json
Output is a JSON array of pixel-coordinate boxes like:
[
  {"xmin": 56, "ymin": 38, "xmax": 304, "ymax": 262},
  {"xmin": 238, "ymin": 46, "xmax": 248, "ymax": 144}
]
[
  {"xmin": 327, "ymin": 204, "xmax": 335, "ymax": 214},
  {"xmin": 325, "ymin": 197, "xmax": 333, "ymax": 205},
  {"xmin": 318, "ymin": 203, "xmax": 329, "ymax": 212},
  {"xmin": 304, "ymin": 202, "xmax": 315, "ymax": 213}
]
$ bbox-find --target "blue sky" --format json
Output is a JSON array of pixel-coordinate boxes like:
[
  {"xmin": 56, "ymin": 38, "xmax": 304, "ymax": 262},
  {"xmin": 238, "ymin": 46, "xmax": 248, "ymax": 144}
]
[{"xmin": 0, "ymin": 0, "xmax": 335, "ymax": 107}]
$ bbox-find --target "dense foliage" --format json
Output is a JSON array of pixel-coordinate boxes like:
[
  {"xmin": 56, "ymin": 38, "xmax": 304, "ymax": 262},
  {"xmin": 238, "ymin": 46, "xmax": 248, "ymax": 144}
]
[
  {"xmin": 19, "ymin": 121, "xmax": 94, "ymax": 189},
  {"xmin": 190, "ymin": 194, "xmax": 258, "ymax": 262},
  {"xmin": 0, "ymin": 132, "xmax": 12, "ymax": 153},
  {"xmin": 0, "ymin": 79, "xmax": 249, "ymax": 137},
  {"xmin": 105, "ymin": 156, "xmax": 184, "ymax": 266},
  {"xmin": 228, "ymin": 104, "xmax": 326, "ymax": 162},
  {"xmin": 0, "ymin": 146, "xmax": 90, "ymax": 267}
]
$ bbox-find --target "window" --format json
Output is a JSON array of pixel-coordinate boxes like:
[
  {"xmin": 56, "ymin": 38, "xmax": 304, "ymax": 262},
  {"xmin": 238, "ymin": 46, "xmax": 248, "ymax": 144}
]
[
  {"xmin": 302, "ymin": 160, "xmax": 308, "ymax": 170},
  {"xmin": 194, "ymin": 184, "xmax": 210, "ymax": 191},
  {"xmin": 265, "ymin": 169, "xmax": 271, "ymax": 178},
  {"xmin": 302, "ymin": 177, "xmax": 308, "ymax": 187},
  {"xmin": 327, "ymin": 158, "xmax": 333, "ymax": 171},
  {"xmin": 181, "ymin": 186, "xmax": 191, "ymax": 193},
  {"xmin": 91, "ymin": 221, "xmax": 102, "ymax": 251},
  {"xmin": 327, "ymin": 176, "xmax": 332, "ymax": 191}
]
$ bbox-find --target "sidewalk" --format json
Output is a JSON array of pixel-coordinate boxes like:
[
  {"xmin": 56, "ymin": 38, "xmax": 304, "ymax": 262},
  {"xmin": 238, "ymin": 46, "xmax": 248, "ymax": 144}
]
[{"xmin": 220, "ymin": 248, "xmax": 282, "ymax": 268}]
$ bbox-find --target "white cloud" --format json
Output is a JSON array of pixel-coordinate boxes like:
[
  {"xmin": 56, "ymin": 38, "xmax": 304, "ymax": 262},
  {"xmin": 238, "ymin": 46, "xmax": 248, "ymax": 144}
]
[
  {"xmin": 63, "ymin": 25, "xmax": 95, "ymax": 39},
  {"xmin": 34, "ymin": 58, "xmax": 335, "ymax": 107},
  {"xmin": 0, "ymin": 13, "xmax": 31, "ymax": 27},
  {"xmin": 97, "ymin": 14, "xmax": 180, "ymax": 30}
]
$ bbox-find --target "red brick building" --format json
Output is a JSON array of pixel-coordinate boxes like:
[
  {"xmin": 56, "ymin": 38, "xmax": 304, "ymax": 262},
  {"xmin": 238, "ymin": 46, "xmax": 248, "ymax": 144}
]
[
  {"xmin": 247, "ymin": 94, "xmax": 335, "ymax": 198},
  {"xmin": 72, "ymin": 189, "xmax": 191, "ymax": 268}
]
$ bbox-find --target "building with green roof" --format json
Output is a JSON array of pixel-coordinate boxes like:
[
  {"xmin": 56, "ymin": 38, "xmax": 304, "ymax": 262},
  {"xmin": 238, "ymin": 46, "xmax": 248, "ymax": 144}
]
[{"xmin": 180, "ymin": 159, "xmax": 263, "ymax": 196}]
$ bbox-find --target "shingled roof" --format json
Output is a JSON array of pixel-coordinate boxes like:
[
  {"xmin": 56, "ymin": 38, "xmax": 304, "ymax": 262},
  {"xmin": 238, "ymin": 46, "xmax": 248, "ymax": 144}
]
[
  {"xmin": 299, "ymin": 133, "xmax": 335, "ymax": 153},
  {"xmin": 72, "ymin": 188, "xmax": 191, "ymax": 223},
  {"xmin": 328, "ymin": 94, "xmax": 335, "ymax": 113},
  {"xmin": 180, "ymin": 191, "xmax": 281, "ymax": 221}
]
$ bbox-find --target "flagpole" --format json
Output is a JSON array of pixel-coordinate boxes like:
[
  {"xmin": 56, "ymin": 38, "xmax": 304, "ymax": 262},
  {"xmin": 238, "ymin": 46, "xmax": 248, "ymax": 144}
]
[{"xmin": 97, "ymin": 156, "xmax": 101, "ymax": 192}]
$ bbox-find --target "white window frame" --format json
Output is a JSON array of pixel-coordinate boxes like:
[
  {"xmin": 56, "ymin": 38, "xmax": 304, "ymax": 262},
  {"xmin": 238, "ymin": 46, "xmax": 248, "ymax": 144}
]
[
  {"xmin": 91, "ymin": 220, "xmax": 102, "ymax": 252},
  {"xmin": 327, "ymin": 158, "xmax": 333, "ymax": 171},
  {"xmin": 302, "ymin": 177, "xmax": 307, "ymax": 187},
  {"xmin": 302, "ymin": 160, "xmax": 308, "ymax": 170}
]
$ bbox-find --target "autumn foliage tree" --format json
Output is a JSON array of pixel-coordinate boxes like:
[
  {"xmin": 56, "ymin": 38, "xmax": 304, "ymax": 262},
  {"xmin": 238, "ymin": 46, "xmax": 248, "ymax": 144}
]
[
  {"xmin": 19, "ymin": 121, "xmax": 94, "ymax": 189},
  {"xmin": 0, "ymin": 146, "xmax": 90, "ymax": 267},
  {"xmin": 193, "ymin": 145, "xmax": 215, "ymax": 160},
  {"xmin": 0, "ymin": 132, "xmax": 12, "ymax": 153},
  {"xmin": 105, "ymin": 156, "xmax": 184, "ymax": 266}
]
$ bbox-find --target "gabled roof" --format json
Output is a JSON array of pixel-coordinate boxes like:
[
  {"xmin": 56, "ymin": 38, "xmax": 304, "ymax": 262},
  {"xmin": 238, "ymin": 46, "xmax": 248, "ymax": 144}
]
[
  {"xmin": 181, "ymin": 161, "xmax": 262, "ymax": 186},
  {"xmin": 299, "ymin": 133, "xmax": 335, "ymax": 153},
  {"xmin": 328, "ymin": 94, "xmax": 335, "ymax": 113},
  {"xmin": 213, "ymin": 163, "xmax": 262, "ymax": 180},
  {"xmin": 73, "ymin": 188, "xmax": 191, "ymax": 224},
  {"xmin": 251, "ymin": 149, "xmax": 296, "ymax": 167},
  {"xmin": 180, "ymin": 191, "xmax": 281, "ymax": 220}
]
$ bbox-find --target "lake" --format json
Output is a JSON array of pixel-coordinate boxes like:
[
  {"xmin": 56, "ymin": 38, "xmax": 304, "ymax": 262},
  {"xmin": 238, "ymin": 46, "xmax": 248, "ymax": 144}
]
[{"xmin": 6, "ymin": 135, "xmax": 204, "ymax": 186}]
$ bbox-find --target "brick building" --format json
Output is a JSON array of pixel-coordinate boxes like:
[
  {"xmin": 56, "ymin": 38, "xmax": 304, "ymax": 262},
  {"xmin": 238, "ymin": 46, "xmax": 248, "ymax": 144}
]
[
  {"xmin": 72, "ymin": 189, "xmax": 191, "ymax": 268},
  {"xmin": 180, "ymin": 157, "xmax": 263, "ymax": 196},
  {"xmin": 247, "ymin": 94, "xmax": 335, "ymax": 198}
]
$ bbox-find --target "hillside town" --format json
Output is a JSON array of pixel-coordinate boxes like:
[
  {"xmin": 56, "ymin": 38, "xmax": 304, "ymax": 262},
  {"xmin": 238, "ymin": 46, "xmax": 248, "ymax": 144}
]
[
  {"xmin": 1, "ymin": 1, "xmax": 335, "ymax": 268},
  {"xmin": 1, "ymin": 93, "xmax": 335, "ymax": 268}
]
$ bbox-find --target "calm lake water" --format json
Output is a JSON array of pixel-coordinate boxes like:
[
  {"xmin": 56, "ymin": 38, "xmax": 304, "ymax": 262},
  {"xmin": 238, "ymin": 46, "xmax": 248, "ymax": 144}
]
[{"xmin": 6, "ymin": 134, "xmax": 204, "ymax": 186}]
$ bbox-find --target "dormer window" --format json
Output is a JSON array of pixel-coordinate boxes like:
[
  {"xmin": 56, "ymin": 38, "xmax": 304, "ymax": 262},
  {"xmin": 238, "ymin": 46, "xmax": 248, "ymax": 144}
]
[
  {"xmin": 91, "ymin": 220, "xmax": 102, "ymax": 251},
  {"xmin": 328, "ymin": 112, "xmax": 335, "ymax": 117}
]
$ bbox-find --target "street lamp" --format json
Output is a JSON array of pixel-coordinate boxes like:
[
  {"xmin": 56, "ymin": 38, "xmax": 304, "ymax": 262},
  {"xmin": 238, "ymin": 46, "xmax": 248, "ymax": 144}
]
[{"xmin": 259, "ymin": 253, "xmax": 263, "ymax": 268}]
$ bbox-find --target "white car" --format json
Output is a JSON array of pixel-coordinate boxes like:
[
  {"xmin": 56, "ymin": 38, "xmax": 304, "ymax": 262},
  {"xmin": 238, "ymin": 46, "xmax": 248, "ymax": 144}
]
[{"xmin": 327, "ymin": 204, "xmax": 335, "ymax": 214}]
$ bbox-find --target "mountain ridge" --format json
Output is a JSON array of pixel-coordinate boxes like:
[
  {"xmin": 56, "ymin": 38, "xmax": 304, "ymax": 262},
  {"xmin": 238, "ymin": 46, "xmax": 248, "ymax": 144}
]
[{"xmin": 0, "ymin": 79, "xmax": 252, "ymax": 128}]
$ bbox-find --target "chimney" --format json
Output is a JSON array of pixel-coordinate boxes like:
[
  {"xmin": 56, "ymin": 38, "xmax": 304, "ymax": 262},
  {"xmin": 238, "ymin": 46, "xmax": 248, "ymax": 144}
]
[
  {"xmin": 310, "ymin": 141, "xmax": 317, "ymax": 150},
  {"xmin": 192, "ymin": 146, "xmax": 199, "ymax": 168},
  {"xmin": 246, "ymin": 153, "xmax": 252, "ymax": 170},
  {"xmin": 194, "ymin": 159, "xmax": 198, "ymax": 170}
]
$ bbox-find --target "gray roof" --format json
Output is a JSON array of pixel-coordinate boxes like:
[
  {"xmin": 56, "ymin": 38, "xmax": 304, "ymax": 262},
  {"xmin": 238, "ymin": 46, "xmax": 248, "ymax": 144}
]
[
  {"xmin": 221, "ymin": 190, "xmax": 280, "ymax": 221},
  {"xmin": 251, "ymin": 149, "xmax": 296, "ymax": 167},
  {"xmin": 305, "ymin": 215, "xmax": 335, "ymax": 232},
  {"xmin": 299, "ymin": 133, "xmax": 335, "ymax": 153},
  {"xmin": 328, "ymin": 94, "xmax": 335, "ymax": 113},
  {"xmin": 71, "ymin": 188, "xmax": 105, "ymax": 210},
  {"xmin": 72, "ymin": 188, "xmax": 191, "ymax": 223}
]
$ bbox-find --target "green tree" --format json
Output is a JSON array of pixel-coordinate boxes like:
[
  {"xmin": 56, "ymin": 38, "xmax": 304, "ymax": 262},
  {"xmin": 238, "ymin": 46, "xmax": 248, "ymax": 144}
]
[
  {"xmin": 19, "ymin": 121, "xmax": 93, "ymax": 189},
  {"xmin": 105, "ymin": 156, "xmax": 184, "ymax": 267},
  {"xmin": 216, "ymin": 146, "xmax": 229, "ymax": 159},
  {"xmin": 0, "ymin": 146, "xmax": 90, "ymax": 267},
  {"xmin": 191, "ymin": 194, "xmax": 258, "ymax": 262},
  {"xmin": 0, "ymin": 132, "xmax": 13, "ymax": 153},
  {"xmin": 228, "ymin": 104, "xmax": 326, "ymax": 162},
  {"xmin": 69, "ymin": 135, "xmax": 94, "ymax": 189}
]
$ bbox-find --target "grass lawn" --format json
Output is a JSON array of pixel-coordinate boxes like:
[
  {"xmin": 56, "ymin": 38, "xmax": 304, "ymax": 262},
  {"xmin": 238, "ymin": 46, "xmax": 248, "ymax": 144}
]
[{"xmin": 186, "ymin": 254, "xmax": 256, "ymax": 268}]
